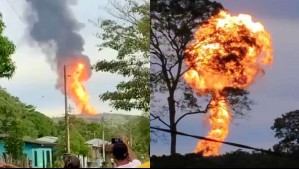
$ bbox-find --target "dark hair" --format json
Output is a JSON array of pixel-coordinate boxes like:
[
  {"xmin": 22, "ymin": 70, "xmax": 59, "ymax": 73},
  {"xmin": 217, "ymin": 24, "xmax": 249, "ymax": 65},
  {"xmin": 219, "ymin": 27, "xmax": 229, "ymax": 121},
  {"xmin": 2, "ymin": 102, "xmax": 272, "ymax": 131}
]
[
  {"xmin": 113, "ymin": 142, "xmax": 129, "ymax": 160},
  {"xmin": 64, "ymin": 155, "xmax": 80, "ymax": 168}
]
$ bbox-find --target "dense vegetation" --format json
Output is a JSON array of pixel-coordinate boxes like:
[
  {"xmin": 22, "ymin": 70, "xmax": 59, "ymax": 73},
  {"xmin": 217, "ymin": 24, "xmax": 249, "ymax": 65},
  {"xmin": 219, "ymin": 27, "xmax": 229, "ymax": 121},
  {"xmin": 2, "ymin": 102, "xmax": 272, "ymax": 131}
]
[
  {"xmin": 0, "ymin": 87, "xmax": 149, "ymax": 162},
  {"xmin": 151, "ymin": 150, "xmax": 299, "ymax": 168},
  {"xmin": 0, "ymin": 12, "xmax": 16, "ymax": 79},
  {"xmin": 0, "ymin": 87, "xmax": 58, "ymax": 138}
]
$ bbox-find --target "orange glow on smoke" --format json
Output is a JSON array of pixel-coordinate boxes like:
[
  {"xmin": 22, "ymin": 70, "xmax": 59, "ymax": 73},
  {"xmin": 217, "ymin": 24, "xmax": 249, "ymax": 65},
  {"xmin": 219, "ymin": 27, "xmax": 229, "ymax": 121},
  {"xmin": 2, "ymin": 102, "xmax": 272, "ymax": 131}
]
[
  {"xmin": 184, "ymin": 10, "xmax": 273, "ymax": 156},
  {"xmin": 68, "ymin": 62, "xmax": 96, "ymax": 115}
]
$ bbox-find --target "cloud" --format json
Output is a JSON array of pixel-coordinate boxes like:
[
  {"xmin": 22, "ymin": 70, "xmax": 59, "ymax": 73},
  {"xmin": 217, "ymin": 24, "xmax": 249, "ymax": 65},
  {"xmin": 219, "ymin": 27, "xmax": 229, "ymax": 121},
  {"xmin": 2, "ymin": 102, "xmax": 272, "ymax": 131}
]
[
  {"xmin": 217, "ymin": 0, "xmax": 299, "ymax": 20},
  {"xmin": 0, "ymin": 0, "xmax": 142, "ymax": 117}
]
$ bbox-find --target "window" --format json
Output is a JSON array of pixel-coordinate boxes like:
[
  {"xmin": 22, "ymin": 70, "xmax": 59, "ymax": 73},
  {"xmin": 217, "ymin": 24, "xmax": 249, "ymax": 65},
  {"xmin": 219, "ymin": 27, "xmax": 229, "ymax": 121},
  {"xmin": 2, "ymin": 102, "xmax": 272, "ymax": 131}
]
[
  {"xmin": 47, "ymin": 151, "xmax": 50, "ymax": 166},
  {"xmin": 34, "ymin": 151, "xmax": 37, "ymax": 167},
  {"xmin": 42, "ymin": 151, "xmax": 45, "ymax": 168}
]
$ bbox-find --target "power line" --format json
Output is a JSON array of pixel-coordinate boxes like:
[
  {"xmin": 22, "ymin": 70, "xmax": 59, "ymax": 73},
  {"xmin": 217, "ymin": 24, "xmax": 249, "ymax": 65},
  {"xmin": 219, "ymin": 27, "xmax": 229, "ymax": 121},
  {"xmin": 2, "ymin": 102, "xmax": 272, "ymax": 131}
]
[
  {"xmin": 150, "ymin": 127, "xmax": 279, "ymax": 156},
  {"xmin": 5, "ymin": 0, "xmax": 23, "ymax": 21}
]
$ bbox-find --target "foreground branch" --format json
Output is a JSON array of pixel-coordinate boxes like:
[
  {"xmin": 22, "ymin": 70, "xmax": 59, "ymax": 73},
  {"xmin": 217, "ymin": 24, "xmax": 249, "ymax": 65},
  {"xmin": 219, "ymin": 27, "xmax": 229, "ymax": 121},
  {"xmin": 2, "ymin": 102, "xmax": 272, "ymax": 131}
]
[{"xmin": 150, "ymin": 113, "xmax": 170, "ymax": 128}]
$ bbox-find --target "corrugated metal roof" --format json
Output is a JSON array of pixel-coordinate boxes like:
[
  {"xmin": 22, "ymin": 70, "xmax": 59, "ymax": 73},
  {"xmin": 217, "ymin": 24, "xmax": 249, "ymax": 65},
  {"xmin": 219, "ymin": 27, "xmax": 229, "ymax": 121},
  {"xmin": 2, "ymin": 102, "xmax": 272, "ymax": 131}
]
[
  {"xmin": 85, "ymin": 138, "xmax": 110, "ymax": 147},
  {"xmin": 0, "ymin": 135, "xmax": 56, "ymax": 146},
  {"xmin": 23, "ymin": 138, "xmax": 56, "ymax": 146},
  {"xmin": 36, "ymin": 136, "xmax": 58, "ymax": 143}
]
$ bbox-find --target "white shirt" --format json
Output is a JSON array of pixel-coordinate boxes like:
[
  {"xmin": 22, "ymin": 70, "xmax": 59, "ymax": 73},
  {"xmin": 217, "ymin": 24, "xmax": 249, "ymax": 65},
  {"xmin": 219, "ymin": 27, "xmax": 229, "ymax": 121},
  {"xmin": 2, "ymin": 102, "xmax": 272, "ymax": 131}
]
[{"xmin": 117, "ymin": 160, "xmax": 142, "ymax": 168}]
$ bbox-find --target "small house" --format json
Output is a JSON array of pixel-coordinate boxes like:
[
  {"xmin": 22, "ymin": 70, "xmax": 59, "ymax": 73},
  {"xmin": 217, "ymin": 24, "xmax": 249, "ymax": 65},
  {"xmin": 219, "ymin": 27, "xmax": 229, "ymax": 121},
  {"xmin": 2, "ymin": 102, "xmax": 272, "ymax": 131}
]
[
  {"xmin": 85, "ymin": 138, "xmax": 112, "ymax": 168},
  {"xmin": 0, "ymin": 136, "xmax": 55, "ymax": 168}
]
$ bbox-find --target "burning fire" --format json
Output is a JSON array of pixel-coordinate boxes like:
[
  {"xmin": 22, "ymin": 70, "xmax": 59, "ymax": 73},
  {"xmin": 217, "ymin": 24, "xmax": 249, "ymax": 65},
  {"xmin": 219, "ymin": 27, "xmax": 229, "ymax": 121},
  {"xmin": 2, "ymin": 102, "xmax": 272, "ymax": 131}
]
[
  {"xmin": 184, "ymin": 10, "xmax": 273, "ymax": 156},
  {"xmin": 67, "ymin": 62, "xmax": 97, "ymax": 115}
]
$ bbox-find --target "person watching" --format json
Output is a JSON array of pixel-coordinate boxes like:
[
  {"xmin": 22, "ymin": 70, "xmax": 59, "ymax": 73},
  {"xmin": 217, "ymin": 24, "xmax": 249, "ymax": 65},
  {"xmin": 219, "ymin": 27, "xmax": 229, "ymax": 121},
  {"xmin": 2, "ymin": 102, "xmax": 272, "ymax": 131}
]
[
  {"xmin": 112, "ymin": 136, "xmax": 141, "ymax": 168},
  {"xmin": 64, "ymin": 154, "xmax": 80, "ymax": 168}
]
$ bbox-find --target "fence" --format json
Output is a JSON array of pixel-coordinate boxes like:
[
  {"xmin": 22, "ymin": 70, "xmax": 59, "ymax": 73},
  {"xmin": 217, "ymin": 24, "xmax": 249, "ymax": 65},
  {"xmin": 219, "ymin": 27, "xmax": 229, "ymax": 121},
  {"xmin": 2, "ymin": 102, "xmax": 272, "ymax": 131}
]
[{"xmin": 0, "ymin": 154, "xmax": 30, "ymax": 168}]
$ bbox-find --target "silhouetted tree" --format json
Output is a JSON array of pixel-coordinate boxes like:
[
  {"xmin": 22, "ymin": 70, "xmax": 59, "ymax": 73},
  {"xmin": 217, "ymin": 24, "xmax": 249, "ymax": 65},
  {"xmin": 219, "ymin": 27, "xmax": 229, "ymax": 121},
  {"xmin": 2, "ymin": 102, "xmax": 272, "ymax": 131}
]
[
  {"xmin": 271, "ymin": 110, "xmax": 299, "ymax": 154},
  {"xmin": 150, "ymin": 0, "xmax": 253, "ymax": 155}
]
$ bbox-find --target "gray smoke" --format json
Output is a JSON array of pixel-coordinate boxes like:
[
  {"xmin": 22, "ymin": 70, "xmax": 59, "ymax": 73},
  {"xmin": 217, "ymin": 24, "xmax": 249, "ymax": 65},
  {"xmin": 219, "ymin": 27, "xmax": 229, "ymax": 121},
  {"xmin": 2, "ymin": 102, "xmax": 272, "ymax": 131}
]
[{"xmin": 25, "ymin": 0, "xmax": 91, "ymax": 90}]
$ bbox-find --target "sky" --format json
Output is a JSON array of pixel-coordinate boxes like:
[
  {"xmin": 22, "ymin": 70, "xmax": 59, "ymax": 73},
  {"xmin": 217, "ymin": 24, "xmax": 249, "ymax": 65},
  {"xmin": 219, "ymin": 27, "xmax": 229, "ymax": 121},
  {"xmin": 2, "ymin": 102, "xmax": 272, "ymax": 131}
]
[
  {"xmin": 0, "ymin": 0, "xmax": 142, "ymax": 117},
  {"xmin": 151, "ymin": 0, "xmax": 299, "ymax": 156}
]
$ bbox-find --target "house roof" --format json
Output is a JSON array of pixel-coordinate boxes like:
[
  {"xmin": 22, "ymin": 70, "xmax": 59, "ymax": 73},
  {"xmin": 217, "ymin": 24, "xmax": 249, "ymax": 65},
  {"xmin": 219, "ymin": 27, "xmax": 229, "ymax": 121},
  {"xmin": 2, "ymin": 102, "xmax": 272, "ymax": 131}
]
[
  {"xmin": 0, "ymin": 134, "xmax": 8, "ymax": 138},
  {"xmin": 23, "ymin": 139, "xmax": 56, "ymax": 146},
  {"xmin": 0, "ymin": 134, "xmax": 56, "ymax": 146},
  {"xmin": 85, "ymin": 138, "xmax": 110, "ymax": 147},
  {"xmin": 36, "ymin": 136, "xmax": 58, "ymax": 143}
]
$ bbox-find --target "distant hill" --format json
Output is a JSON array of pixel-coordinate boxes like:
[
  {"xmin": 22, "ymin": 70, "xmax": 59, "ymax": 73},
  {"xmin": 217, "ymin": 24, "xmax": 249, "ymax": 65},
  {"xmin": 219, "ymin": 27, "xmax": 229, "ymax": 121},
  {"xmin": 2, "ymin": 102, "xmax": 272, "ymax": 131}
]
[{"xmin": 52, "ymin": 113, "xmax": 140, "ymax": 126}]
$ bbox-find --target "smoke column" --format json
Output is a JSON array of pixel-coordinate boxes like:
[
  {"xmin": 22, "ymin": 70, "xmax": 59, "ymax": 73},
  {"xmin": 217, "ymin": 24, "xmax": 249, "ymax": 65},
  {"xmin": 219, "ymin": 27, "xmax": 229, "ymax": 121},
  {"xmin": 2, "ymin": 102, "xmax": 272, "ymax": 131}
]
[{"xmin": 26, "ymin": 0, "xmax": 97, "ymax": 115}]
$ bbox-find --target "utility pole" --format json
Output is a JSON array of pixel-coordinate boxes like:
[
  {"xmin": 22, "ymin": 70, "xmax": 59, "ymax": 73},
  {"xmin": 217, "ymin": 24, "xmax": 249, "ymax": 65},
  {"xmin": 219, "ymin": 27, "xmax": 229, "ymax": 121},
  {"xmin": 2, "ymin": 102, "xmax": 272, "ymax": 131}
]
[
  {"xmin": 64, "ymin": 65, "xmax": 70, "ymax": 154},
  {"xmin": 102, "ymin": 116, "xmax": 105, "ymax": 162},
  {"xmin": 68, "ymin": 104, "xmax": 74, "ymax": 115}
]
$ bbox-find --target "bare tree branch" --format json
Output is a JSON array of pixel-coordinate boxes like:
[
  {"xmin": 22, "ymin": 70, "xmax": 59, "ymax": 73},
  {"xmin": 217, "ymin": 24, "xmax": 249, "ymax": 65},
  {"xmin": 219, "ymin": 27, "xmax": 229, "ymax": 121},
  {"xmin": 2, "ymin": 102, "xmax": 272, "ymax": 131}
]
[
  {"xmin": 175, "ymin": 98, "xmax": 212, "ymax": 125},
  {"xmin": 106, "ymin": 0, "xmax": 139, "ymax": 25},
  {"xmin": 151, "ymin": 113, "xmax": 170, "ymax": 128},
  {"xmin": 150, "ymin": 61, "xmax": 162, "ymax": 66}
]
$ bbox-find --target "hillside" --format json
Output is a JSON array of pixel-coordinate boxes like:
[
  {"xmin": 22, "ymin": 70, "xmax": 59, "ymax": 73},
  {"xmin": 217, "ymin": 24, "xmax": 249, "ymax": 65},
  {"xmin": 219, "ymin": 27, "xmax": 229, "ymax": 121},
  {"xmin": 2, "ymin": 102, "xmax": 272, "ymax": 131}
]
[{"xmin": 0, "ymin": 87, "xmax": 57, "ymax": 138}]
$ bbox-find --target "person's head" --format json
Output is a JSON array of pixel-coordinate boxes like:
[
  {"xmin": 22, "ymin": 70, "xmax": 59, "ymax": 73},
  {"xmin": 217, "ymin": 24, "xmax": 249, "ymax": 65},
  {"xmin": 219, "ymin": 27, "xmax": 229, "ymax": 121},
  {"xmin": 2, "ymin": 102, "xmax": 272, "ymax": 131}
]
[
  {"xmin": 64, "ymin": 154, "xmax": 80, "ymax": 168},
  {"xmin": 112, "ymin": 142, "xmax": 129, "ymax": 166}
]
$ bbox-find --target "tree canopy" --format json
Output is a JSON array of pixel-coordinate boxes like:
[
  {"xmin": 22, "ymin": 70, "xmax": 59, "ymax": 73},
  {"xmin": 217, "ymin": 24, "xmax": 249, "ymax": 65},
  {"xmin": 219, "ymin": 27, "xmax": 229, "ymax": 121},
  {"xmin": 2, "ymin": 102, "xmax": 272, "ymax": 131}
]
[
  {"xmin": 150, "ymin": 0, "xmax": 254, "ymax": 154},
  {"xmin": 271, "ymin": 110, "xmax": 299, "ymax": 154},
  {"xmin": 1, "ymin": 80, "xmax": 148, "ymax": 163},
  {"xmin": 0, "ymin": 87, "xmax": 57, "ymax": 160},
  {"xmin": 94, "ymin": 0, "xmax": 150, "ymax": 114},
  {"xmin": 93, "ymin": 0, "xmax": 150, "ymax": 160},
  {"xmin": 0, "ymin": 13, "xmax": 16, "ymax": 79},
  {"xmin": 0, "ymin": 88, "xmax": 57, "ymax": 138}
]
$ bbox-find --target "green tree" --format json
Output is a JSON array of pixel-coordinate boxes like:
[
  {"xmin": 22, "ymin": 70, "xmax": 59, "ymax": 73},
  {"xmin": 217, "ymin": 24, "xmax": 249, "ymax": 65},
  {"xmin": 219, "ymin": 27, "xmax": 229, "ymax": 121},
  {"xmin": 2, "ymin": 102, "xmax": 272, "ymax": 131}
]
[
  {"xmin": 0, "ymin": 13, "xmax": 16, "ymax": 79},
  {"xmin": 55, "ymin": 118, "xmax": 90, "ymax": 158},
  {"xmin": 0, "ymin": 88, "xmax": 26, "ymax": 161},
  {"xmin": 26, "ymin": 110, "xmax": 58, "ymax": 137},
  {"xmin": 0, "ymin": 88, "xmax": 60, "ymax": 162},
  {"xmin": 2, "ymin": 113, "xmax": 24, "ymax": 161},
  {"xmin": 150, "ymin": 0, "xmax": 253, "ymax": 154},
  {"xmin": 271, "ymin": 110, "xmax": 299, "ymax": 154},
  {"xmin": 94, "ymin": 0, "xmax": 150, "ymax": 114},
  {"xmin": 131, "ymin": 116, "xmax": 150, "ymax": 159},
  {"xmin": 0, "ymin": 88, "xmax": 58, "ymax": 139},
  {"xmin": 70, "ymin": 129, "xmax": 90, "ymax": 157},
  {"xmin": 94, "ymin": 0, "xmax": 150, "ymax": 160}
]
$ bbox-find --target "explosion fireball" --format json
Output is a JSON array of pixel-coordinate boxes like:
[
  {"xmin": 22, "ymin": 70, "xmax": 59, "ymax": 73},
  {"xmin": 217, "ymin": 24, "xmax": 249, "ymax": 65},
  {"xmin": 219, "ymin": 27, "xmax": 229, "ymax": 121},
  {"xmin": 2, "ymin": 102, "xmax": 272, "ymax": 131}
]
[
  {"xmin": 184, "ymin": 10, "xmax": 273, "ymax": 156},
  {"xmin": 67, "ymin": 61, "xmax": 97, "ymax": 115}
]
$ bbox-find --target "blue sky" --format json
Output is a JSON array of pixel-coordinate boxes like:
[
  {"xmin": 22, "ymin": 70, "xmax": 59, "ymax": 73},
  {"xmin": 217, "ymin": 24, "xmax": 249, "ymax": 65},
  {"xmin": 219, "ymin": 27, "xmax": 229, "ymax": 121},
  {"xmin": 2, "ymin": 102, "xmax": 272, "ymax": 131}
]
[
  {"xmin": 0, "ymin": 0, "xmax": 142, "ymax": 117},
  {"xmin": 151, "ymin": 0, "xmax": 299, "ymax": 155}
]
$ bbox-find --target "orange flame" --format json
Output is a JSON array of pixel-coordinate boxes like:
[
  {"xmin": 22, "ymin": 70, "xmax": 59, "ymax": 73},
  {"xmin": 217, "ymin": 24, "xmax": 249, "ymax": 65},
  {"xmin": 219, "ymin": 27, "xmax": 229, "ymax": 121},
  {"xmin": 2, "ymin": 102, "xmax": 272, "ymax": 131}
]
[
  {"xmin": 184, "ymin": 10, "xmax": 273, "ymax": 156},
  {"xmin": 195, "ymin": 93, "xmax": 230, "ymax": 156},
  {"xmin": 68, "ymin": 62, "xmax": 97, "ymax": 115}
]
